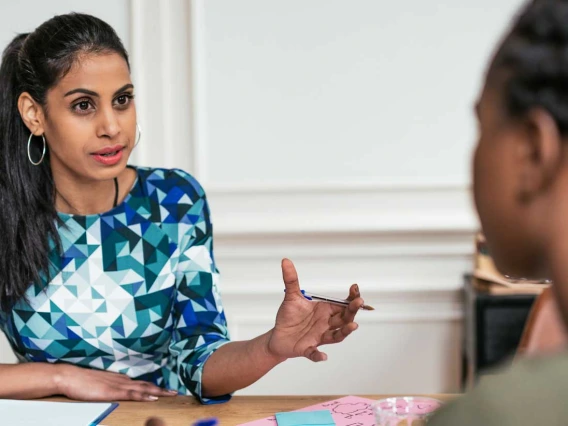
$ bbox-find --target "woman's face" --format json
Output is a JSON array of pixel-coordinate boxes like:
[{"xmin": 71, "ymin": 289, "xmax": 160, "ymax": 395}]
[
  {"xmin": 473, "ymin": 79, "xmax": 548, "ymax": 280},
  {"xmin": 42, "ymin": 52, "xmax": 136, "ymax": 183}
]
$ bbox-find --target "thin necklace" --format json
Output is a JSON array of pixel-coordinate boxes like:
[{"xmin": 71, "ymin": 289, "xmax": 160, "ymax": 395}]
[{"xmin": 113, "ymin": 177, "xmax": 119, "ymax": 208}]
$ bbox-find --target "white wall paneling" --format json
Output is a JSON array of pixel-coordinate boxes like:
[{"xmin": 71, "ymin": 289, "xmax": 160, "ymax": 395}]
[
  {"xmin": 129, "ymin": 0, "xmax": 195, "ymax": 172},
  {"xmin": 125, "ymin": 0, "xmax": 492, "ymax": 395},
  {"xmin": 195, "ymin": 0, "xmax": 525, "ymax": 185},
  {"xmin": 206, "ymin": 182, "xmax": 475, "ymax": 236},
  {"xmin": 216, "ymin": 222, "xmax": 473, "ymax": 395}
]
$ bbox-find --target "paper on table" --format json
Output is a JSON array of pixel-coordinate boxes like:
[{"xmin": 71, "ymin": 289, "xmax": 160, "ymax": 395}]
[
  {"xmin": 238, "ymin": 396, "xmax": 376, "ymax": 426},
  {"xmin": 0, "ymin": 399, "xmax": 118, "ymax": 426},
  {"xmin": 275, "ymin": 409, "xmax": 335, "ymax": 426}
]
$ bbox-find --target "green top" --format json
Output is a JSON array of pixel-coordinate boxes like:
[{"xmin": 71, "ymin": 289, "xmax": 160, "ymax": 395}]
[{"xmin": 431, "ymin": 353, "xmax": 568, "ymax": 425}]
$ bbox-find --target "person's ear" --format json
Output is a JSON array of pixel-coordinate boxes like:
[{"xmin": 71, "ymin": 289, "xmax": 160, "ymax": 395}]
[
  {"xmin": 516, "ymin": 108, "xmax": 563, "ymax": 202},
  {"xmin": 17, "ymin": 92, "xmax": 45, "ymax": 136}
]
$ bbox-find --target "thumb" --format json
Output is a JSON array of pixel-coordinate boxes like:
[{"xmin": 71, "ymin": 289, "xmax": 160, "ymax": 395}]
[{"xmin": 282, "ymin": 258, "xmax": 302, "ymax": 300}]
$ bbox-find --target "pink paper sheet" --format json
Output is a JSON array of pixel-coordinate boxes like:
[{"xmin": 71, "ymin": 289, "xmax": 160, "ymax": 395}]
[{"xmin": 238, "ymin": 395, "xmax": 377, "ymax": 426}]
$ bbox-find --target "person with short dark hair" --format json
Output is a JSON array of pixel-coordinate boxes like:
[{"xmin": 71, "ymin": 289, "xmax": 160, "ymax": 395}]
[{"xmin": 432, "ymin": 0, "xmax": 568, "ymax": 423}]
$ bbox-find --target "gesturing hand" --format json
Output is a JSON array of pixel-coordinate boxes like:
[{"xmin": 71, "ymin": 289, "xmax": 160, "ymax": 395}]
[
  {"xmin": 267, "ymin": 258, "xmax": 364, "ymax": 362},
  {"xmin": 55, "ymin": 364, "xmax": 177, "ymax": 401}
]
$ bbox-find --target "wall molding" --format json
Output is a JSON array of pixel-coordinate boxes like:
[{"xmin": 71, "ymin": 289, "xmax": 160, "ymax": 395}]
[
  {"xmin": 207, "ymin": 184, "xmax": 478, "ymax": 236},
  {"xmin": 232, "ymin": 311, "xmax": 463, "ymax": 326},
  {"xmin": 206, "ymin": 180, "xmax": 471, "ymax": 193},
  {"xmin": 128, "ymin": 0, "xmax": 478, "ymax": 243},
  {"xmin": 126, "ymin": 1, "xmax": 475, "ymax": 396},
  {"xmin": 129, "ymin": 0, "xmax": 195, "ymax": 173}
]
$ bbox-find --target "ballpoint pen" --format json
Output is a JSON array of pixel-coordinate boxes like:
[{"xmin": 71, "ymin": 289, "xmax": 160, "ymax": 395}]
[{"xmin": 300, "ymin": 289, "xmax": 375, "ymax": 311}]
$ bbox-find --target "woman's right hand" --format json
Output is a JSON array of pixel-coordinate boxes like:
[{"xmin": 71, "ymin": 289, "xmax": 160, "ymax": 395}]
[{"xmin": 54, "ymin": 364, "xmax": 177, "ymax": 401}]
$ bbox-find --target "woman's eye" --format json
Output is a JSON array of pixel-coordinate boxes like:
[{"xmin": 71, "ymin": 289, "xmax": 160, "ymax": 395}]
[
  {"xmin": 115, "ymin": 94, "xmax": 133, "ymax": 107},
  {"xmin": 72, "ymin": 100, "xmax": 93, "ymax": 113}
]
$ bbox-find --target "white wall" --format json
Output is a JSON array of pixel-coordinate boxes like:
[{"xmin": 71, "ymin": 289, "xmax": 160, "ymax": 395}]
[
  {"xmin": 0, "ymin": 0, "xmax": 130, "ymax": 52},
  {"xmin": 198, "ymin": 0, "xmax": 502, "ymax": 186},
  {"xmin": 128, "ymin": 0, "xmax": 522, "ymax": 395},
  {"xmin": 132, "ymin": 0, "xmax": 524, "ymax": 187},
  {"xmin": 0, "ymin": 0, "xmax": 526, "ymax": 395}
]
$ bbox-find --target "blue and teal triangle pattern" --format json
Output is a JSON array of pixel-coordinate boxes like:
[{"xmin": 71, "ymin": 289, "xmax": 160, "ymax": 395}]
[{"xmin": 0, "ymin": 167, "xmax": 230, "ymax": 404}]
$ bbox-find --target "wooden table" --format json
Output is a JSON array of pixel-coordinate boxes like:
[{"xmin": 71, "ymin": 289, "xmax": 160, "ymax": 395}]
[{"xmin": 98, "ymin": 395, "xmax": 457, "ymax": 426}]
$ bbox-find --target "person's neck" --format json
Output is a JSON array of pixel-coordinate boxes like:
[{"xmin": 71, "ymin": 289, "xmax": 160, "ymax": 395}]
[
  {"xmin": 545, "ymin": 168, "xmax": 568, "ymax": 326},
  {"xmin": 53, "ymin": 167, "xmax": 119, "ymax": 216}
]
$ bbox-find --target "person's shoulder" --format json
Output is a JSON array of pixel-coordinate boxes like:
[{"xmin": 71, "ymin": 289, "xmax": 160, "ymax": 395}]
[
  {"xmin": 132, "ymin": 166, "xmax": 206, "ymax": 200},
  {"xmin": 431, "ymin": 354, "xmax": 568, "ymax": 426}
]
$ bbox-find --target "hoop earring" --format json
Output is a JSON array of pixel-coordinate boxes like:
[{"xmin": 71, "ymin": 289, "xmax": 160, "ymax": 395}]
[
  {"xmin": 134, "ymin": 123, "xmax": 142, "ymax": 148},
  {"xmin": 27, "ymin": 133, "xmax": 46, "ymax": 166}
]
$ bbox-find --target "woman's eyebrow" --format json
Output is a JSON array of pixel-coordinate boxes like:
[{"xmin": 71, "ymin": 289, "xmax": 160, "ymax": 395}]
[
  {"xmin": 113, "ymin": 83, "xmax": 134, "ymax": 96},
  {"xmin": 64, "ymin": 88, "xmax": 98, "ymax": 97},
  {"xmin": 63, "ymin": 83, "xmax": 134, "ymax": 98}
]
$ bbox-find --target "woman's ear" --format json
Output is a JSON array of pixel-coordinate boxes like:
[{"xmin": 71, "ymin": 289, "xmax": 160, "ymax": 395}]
[
  {"xmin": 516, "ymin": 108, "xmax": 563, "ymax": 201},
  {"xmin": 17, "ymin": 92, "xmax": 45, "ymax": 136}
]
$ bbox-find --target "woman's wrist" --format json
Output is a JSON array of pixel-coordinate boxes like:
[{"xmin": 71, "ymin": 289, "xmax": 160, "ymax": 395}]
[
  {"xmin": 262, "ymin": 329, "xmax": 287, "ymax": 364},
  {"xmin": 52, "ymin": 363, "xmax": 71, "ymax": 396}
]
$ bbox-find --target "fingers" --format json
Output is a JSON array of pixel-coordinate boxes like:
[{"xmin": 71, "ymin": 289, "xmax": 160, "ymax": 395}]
[
  {"xmin": 104, "ymin": 372, "xmax": 177, "ymax": 398},
  {"xmin": 97, "ymin": 370, "xmax": 176, "ymax": 397},
  {"xmin": 341, "ymin": 284, "xmax": 364, "ymax": 325},
  {"xmin": 102, "ymin": 387, "xmax": 160, "ymax": 402},
  {"xmin": 321, "ymin": 322, "xmax": 358, "ymax": 345},
  {"xmin": 126, "ymin": 380, "xmax": 178, "ymax": 398},
  {"xmin": 346, "ymin": 283, "xmax": 360, "ymax": 301},
  {"xmin": 343, "ymin": 296, "xmax": 364, "ymax": 323},
  {"xmin": 303, "ymin": 346, "xmax": 328, "ymax": 362},
  {"xmin": 328, "ymin": 312, "xmax": 345, "ymax": 329},
  {"xmin": 60, "ymin": 366, "xmax": 178, "ymax": 402},
  {"xmin": 281, "ymin": 258, "xmax": 303, "ymax": 300},
  {"xmin": 108, "ymin": 380, "xmax": 177, "ymax": 401},
  {"xmin": 328, "ymin": 297, "xmax": 363, "ymax": 329},
  {"xmin": 126, "ymin": 389, "xmax": 160, "ymax": 401}
]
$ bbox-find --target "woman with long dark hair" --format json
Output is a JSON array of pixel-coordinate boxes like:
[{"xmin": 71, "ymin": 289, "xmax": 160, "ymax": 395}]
[{"xmin": 0, "ymin": 13, "xmax": 364, "ymax": 403}]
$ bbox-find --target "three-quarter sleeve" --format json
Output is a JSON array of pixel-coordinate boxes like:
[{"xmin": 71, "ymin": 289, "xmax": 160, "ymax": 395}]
[{"xmin": 165, "ymin": 173, "xmax": 231, "ymax": 404}]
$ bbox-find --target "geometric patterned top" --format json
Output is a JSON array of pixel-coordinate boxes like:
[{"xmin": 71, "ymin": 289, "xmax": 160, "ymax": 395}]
[{"xmin": 0, "ymin": 167, "xmax": 231, "ymax": 404}]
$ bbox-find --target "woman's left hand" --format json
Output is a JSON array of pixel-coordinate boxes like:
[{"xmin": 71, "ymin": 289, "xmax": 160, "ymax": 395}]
[{"xmin": 267, "ymin": 258, "xmax": 364, "ymax": 362}]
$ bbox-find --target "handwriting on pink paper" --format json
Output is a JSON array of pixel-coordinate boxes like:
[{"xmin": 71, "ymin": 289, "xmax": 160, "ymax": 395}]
[
  {"xmin": 376, "ymin": 398, "xmax": 441, "ymax": 415},
  {"xmin": 238, "ymin": 395, "xmax": 377, "ymax": 426}
]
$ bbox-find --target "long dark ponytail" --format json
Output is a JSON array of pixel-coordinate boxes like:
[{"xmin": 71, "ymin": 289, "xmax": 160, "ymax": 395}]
[{"xmin": 0, "ymin": 13, "xmax": 129, "ymax": 311}]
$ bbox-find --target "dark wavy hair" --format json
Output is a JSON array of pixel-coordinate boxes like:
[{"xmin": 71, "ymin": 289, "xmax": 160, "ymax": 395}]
[
  {"xmin": 489, "ymin": 0, "xmax": 568, "ymax": 132},
  {"xmin": 0, "ymin": 13, "xmax": 129, "ymax": 310}
]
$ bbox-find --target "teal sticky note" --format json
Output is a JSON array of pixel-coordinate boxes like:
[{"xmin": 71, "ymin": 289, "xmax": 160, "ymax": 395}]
[{"xmin": 275, "ymin": 410, "xmax": 335, "ymax": 426}]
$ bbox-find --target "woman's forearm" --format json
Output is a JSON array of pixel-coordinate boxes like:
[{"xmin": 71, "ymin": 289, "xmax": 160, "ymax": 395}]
[
  {"xmin": 0, "ymin": 363, "xmax": 64, "ymax": 399},
  {"xmin": 201, "ymin": 330, "xmax": 285, "ymax": 397}
]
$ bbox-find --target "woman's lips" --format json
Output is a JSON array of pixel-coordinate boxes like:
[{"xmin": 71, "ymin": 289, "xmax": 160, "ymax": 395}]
[{"xmin": 91, "ymin": 146, "xmax": 124, "ymax": 166}]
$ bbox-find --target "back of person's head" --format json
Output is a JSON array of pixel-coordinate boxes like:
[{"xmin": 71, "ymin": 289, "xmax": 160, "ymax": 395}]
[
  {"xmin": 0, "ymin": 13, "xmax": 128, "ymax": 310},
  {"xmin": 490, "ymin": 0, "xmax": 568, "ymax": 132},
  {"xmin": 473, "ymin": 0, "xmax": 568, "ymax": 321}
]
